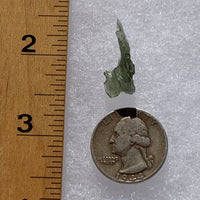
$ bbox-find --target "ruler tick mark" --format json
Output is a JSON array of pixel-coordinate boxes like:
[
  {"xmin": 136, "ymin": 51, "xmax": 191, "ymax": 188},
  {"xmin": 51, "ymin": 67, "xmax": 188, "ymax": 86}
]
[
  {"xmin": 17, "ymin": 134, "xmax": 63, "ymax": 137},
  {"xmin": 39, "ymin": 14, "xmax": 68, "ymax": 17},
  {"xmin": 53, "ymin": 140, "xmax": 63, "ymax": 142},
  {"xmin": 53, "ymin": 130, "xmax": 64, "ymax": 132},
  {"xmin": 55, "ymin": 99, "xmax": 65, "ymax": 102},
  {"xmin": 57, "ymin": 50, "xmax": 67, "ymax": 52},
  {"xmin": 49, "ymin": 104, "xmax": 64, "ymax": 106},
  {"xmin": 56, "ymin": 59, "xmax": 67, "ymax": 61},
  {"xmin": 21, "ymin": 53, "xmax": 67, "ymax": 57},
  {"xmin": 49, "ymin": 125, "xmax": 64, "ymax": 127},
  {"xmin": 55, "ymin": 89, "xmax": 65, "ymax": 91},
  {"xmin": 48, "ymin": 145, "xmax": 63, "ymax": 147},
  {"xmin": 52, "ymin": 44, "xmax": 67, "ymax": 47},
  {"xmin": 40, "ymin": 198, "xmax": 60, "ymax": 200},
  {"xmin": 48, "ymin": 34, "xmax": 67, "ymax": 37},
  {"xmin": 46, "ymin": 166, "xmax": 62, "ymax": 169},
  {"xmin": 50, "ymin": 84, "xmax": 65, "ymax": 86},
  {"xmin": 53, "ymin": 25, "xmax": 67, "ymax": 27},
  {"xmin": 57, "ymin": 39, "xmax": 67, "ymax": 41},
  {"xmin": 55, "ymin": 70, "xmax": 66, "ymax": 73},
  {"xmin": 58, "ymin": 20, "xmax": 68, "ymax": 22},
  {"xmin": 57, "ymin": 29, "xmax": 68, "ymax": 32},
  {"xmin": 54, "ymin": 5, "xmax": 68, "ymax": 7},
  {"xmin": 52, "ymin": 65, "xmax": 66, "ymax": 67},
  {"xmin": 46, "ymin": 74, "xmax": 66, "ymax": 76},
  {"xmin": 50, "ymin": 193, "xmax": 61, "ymax": 195},
  {"xmin": 42, "ymin": 155, "xmax": 62, "ymax": 158},
  {"xmin": 52, "ymin": 161, "xmax": 62, "ymax": 163},
  {"xmin": 44, "ymin": 114, "xmax": 64, "ymax": 117},
  {"xmin": 35, "ymin": 93, "xmax": 65, "ymax": 96},
  {"xmin": 31, "ymin": 176, "xmax": 61, "ymax": 179}
]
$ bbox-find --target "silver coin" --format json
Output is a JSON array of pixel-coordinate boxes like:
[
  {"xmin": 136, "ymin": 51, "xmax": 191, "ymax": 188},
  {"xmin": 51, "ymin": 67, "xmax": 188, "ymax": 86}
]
[{"xmin": 91, "ymin": 108, "xmax": 168, "ymax": 183}]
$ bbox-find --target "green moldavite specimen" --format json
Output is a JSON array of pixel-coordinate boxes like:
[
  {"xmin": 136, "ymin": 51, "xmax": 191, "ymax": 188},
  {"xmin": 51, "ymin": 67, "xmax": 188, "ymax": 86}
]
[{"xmin": 104, "ymin": 19, "xmax": 135, "ymax": 98}]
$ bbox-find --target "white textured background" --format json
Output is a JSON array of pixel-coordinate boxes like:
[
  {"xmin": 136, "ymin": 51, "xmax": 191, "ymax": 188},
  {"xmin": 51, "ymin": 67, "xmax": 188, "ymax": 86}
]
[{"xmin": 62, "ymin": 0, "xmax": 200, "ymax": 199}]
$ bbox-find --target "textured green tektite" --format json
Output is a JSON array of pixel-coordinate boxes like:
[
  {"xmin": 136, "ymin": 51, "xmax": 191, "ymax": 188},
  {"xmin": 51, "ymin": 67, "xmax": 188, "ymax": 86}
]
[{"xmin": 104, "ymin": 20, "xmax": 135, "ymax": 98}]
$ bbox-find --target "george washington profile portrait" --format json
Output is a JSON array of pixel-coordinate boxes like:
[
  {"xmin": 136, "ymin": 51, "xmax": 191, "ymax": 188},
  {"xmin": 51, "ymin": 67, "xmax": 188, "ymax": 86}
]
[{"xmin": 110, "ymin": 117, "xmax": 153, "ymax": 174}]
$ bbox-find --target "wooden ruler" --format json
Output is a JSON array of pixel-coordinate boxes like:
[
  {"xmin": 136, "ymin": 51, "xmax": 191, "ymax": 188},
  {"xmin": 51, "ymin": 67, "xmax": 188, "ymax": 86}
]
[{"xmin": 0, "ymin": 0, "xmax": 69, "ymax": 199}]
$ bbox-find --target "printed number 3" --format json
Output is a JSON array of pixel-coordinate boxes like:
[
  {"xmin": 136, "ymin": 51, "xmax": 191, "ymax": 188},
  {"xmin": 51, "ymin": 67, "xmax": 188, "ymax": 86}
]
[{"xmin": 18, "ymin": 114, "xmax": 33, "ymax": 133}]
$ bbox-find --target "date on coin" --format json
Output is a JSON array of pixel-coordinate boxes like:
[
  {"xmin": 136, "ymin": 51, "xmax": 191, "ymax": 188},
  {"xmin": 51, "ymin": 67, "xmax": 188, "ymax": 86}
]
[{"xmin": 90, "ymin": 108, "xmax": 168, "ymax": 183}]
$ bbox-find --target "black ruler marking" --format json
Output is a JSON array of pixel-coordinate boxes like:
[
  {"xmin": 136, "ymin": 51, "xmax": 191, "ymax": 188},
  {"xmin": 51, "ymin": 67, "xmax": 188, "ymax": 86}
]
[
  {"xmin": 50, "ymin": 84, "xmax": 65, "ymax": 86},
  {"xmin": 35, "ymin": 93, "xmax": 65, "ymax": 96},
  {"xmin": 46, "ymin": 166, "xmax": 62, "ymax": 169},
  {"xmin": 53, "ymin": 25, "xmax": 68, "ymax": 27},
  {"xmin": 39, "ymin": 15, "xmax": 68, "ymax": 17},
  {"xmin": 31, "ymin": 176, "xmax": 61, "ymax": 179},
  {"xmin": 48, "ymin": 145, "xmax": 63, "ymax": 147},
  {"xmin": 17, "ymin": 134, "xmax": 63, "ymax": 137},
  {"xmin": 42, "ymin": 155, "xmax": 62, "ymax": 158},
  {"xmin": 52, "ymin": 161, "xmax": 62, "ymax": 163},
  {"xmin": 40, "ymin": 198, "xmax": 60, "ymax": 200},
  {"xmin": 54, "ymin": 5, "xmax": 68, "ymax": 7}
]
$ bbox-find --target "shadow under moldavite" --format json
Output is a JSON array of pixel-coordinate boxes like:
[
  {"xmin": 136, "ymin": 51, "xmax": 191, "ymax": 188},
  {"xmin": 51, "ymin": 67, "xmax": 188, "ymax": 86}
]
[{"xmin": 104, "ymin": 19, "xmax": 135, "ymax": 98}]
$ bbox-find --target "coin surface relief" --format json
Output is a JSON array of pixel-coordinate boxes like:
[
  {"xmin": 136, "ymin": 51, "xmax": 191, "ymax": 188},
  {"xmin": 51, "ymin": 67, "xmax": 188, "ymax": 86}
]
[{"xmin": 91, "ymin": 108, "xmax": 168, "ymax": 183}]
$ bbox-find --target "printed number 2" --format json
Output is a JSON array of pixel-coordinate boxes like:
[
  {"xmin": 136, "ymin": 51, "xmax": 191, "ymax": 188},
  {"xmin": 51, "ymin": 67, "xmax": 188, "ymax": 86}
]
[
  {"xmin": 22, "ymin": 35, "xmax": 36, "ymax": 52},
  {"xmin": 18, "ymin": 114, "xmax": 33, "ymax": 133}
]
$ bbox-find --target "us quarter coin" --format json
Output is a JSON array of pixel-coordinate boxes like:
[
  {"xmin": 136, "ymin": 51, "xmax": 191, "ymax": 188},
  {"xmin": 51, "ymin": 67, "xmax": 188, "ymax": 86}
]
[{"xmin": 91, "ymin": 108, "xmax": 168, "ymax": 183}]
